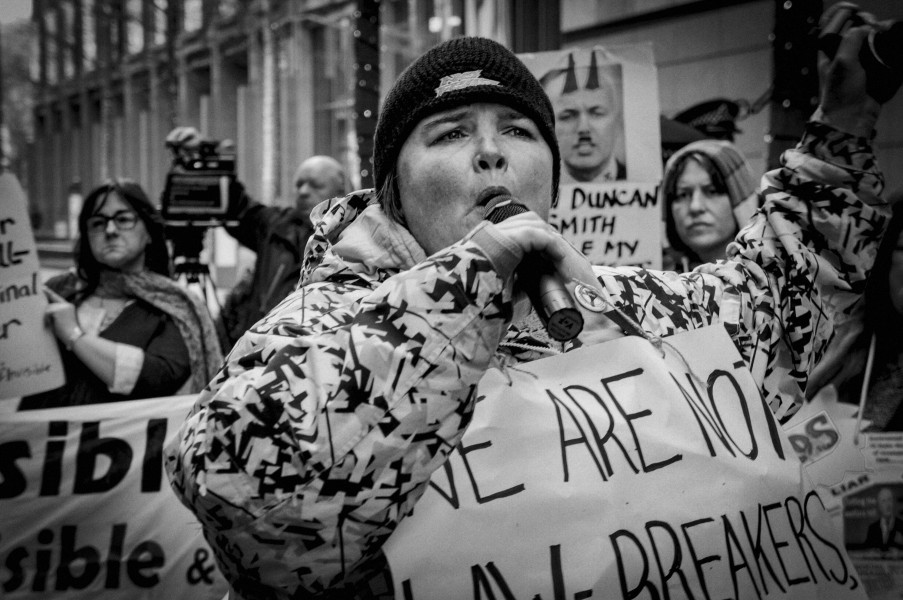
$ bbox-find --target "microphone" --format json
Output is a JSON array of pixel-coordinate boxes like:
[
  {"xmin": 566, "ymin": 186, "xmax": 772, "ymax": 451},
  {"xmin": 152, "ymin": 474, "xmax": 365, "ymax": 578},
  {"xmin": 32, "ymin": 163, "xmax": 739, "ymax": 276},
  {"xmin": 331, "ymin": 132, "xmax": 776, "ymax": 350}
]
[{"xmin": 485, "ymin": 200, "xmax": 584, "ymax": 342}]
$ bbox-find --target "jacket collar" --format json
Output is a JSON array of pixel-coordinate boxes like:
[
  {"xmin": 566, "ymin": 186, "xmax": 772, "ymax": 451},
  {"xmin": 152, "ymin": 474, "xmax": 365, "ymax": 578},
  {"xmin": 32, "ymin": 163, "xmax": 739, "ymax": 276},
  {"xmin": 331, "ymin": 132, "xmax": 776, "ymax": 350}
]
[{"xmin": 300, "ymin": 189, "xmax": 427, "ymax": 286}]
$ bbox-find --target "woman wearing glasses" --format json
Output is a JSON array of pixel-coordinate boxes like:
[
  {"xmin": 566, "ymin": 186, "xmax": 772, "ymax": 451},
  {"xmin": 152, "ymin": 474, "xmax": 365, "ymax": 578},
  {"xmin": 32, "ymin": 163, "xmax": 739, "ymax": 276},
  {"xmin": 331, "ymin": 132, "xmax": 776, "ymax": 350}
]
[{"xmin": 19, "ymin": 179, "xmax": 222, "ymax": 410}]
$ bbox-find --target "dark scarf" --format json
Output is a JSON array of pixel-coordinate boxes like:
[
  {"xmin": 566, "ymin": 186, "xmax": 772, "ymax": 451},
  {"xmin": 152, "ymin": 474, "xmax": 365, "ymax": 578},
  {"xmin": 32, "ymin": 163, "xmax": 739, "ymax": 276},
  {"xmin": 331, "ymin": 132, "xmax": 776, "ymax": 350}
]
[{"xmin": 49, "ymin": 270, "xmax": 223, "ymax": 394}]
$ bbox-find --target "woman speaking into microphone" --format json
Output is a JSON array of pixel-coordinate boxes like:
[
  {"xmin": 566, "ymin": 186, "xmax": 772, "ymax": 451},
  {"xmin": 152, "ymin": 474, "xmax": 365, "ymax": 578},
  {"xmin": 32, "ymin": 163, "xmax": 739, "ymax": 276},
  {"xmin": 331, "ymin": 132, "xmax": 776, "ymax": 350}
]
[{"xmin": 166, "ymin": 23, "xmax": 896, "ymax": 599}]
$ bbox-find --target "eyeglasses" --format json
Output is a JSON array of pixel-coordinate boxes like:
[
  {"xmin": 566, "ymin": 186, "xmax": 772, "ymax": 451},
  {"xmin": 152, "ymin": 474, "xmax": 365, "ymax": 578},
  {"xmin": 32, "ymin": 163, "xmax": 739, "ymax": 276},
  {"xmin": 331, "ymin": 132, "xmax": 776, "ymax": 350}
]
[{"xmin": 86, "ymin": 210, "xmax": 139, "ymax": 233}]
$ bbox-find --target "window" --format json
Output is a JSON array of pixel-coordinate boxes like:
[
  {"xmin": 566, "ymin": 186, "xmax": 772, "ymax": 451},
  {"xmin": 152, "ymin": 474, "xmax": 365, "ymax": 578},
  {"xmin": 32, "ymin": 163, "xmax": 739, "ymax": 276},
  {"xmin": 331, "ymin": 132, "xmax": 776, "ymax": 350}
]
[
  {"xmin": 310, "ymin": 14, "xmax": 356, "ymax": 178},
  {"xmin": 82, "ymin": 0, "xmax": 96, "ymax": 69},
  {"xmin": 184, "ymin": 0, "xmax": 203, "ymax": 32},
  {"xmin": 44, "ymin": 8, "xmax": 58, "ymax": 85},
  {"xmin": 218, "ymin": 0, "xmax": 240, "ymax": 21},
  {"xmin": 126, "ymin": 0, "xmax": 143, "ymax": 54},
  {"xmin": 61, "ymin": 1, "xmax": 75, "ymax": 79},
  {"xmin": 153, "ymin": 0, "xmax": 169, "ymax": 46},
  {"xmin": 379, "ymin": 0, "xmax": 466, "ymax": 99}
]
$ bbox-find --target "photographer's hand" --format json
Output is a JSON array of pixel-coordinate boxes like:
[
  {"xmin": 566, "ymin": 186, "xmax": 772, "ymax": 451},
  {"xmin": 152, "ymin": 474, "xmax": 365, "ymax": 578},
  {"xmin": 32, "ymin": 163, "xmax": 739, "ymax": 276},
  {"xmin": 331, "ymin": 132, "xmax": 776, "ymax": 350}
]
[{"xmin": 165, "ymin": 126, "xmax": 204, "ymax": 150}]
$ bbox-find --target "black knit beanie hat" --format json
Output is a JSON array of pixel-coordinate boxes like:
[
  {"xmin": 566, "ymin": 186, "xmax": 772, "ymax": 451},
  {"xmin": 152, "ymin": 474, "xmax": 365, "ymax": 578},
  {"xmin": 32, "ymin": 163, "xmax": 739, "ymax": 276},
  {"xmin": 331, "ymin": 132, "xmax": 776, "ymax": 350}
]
[{"xmin": 373, "ymin": 37, "xmax": 560, "ymax": 199}]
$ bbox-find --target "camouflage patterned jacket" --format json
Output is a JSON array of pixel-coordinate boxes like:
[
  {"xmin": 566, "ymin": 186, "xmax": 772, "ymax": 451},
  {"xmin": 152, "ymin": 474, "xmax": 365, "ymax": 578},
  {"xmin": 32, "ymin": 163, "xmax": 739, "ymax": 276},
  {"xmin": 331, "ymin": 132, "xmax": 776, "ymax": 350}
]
[{"xmin": 165, "ymin": 120, "xmax": 887, "ymax": 599}]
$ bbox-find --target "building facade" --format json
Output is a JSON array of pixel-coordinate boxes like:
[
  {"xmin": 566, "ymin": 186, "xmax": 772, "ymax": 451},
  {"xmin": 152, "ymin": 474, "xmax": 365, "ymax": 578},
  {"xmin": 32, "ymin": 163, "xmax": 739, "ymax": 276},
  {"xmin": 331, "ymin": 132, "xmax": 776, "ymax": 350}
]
[
  {"xmin": 29, "ymin": 0, "xmax": 903, "ymax": 283},
  {"xmin": 30, "ymin": 0, "xmax": 560, "ymax": 283}
]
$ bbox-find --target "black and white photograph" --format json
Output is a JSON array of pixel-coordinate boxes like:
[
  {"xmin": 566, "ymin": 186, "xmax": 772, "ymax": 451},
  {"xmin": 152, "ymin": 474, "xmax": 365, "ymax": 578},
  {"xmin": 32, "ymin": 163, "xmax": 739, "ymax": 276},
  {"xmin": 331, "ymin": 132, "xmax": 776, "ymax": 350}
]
[{"xmin": 2, "ymin": 2, "xmax": 903, "ymax": 599}]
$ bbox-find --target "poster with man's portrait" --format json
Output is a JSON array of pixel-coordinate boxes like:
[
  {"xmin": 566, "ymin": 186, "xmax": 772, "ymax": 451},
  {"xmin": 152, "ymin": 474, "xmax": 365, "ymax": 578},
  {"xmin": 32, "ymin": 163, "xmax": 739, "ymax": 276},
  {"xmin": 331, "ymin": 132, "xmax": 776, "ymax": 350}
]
[
  {"xmin": 540, "ymin": 57, "xmax": 626, "ymax": 184},
  {"xmin": 519, "ymin": 44, "xmax": 663, "ymax": 267},
  {"xmin": 844, "ymin": 482, "xmax": 903, "ymax": 555},
  {"xmin": 807, "ymin": 434, "xmax": 903, "ymax": 600}
]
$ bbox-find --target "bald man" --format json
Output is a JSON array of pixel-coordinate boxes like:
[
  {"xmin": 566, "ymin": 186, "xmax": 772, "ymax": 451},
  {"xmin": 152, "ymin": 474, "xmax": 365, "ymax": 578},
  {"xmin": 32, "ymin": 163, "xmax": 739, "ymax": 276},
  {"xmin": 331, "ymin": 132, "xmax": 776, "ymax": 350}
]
[
  {"xmin": 221, "ymin": 155, "xmax": 349, "ymax": 347},
  {"xmin": 291, "ymin": 156, "xmax": 349, "ymax": 223}
]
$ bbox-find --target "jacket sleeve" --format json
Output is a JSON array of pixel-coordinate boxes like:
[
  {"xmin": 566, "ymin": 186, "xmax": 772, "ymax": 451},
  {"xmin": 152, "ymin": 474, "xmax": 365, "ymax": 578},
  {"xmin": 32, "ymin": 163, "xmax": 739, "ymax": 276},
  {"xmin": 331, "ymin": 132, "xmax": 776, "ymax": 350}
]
[
  {"xmin": 586, "ymin": 118, "xmax": 887, "ymax": 425},
  {"xmin": 164, "ymin": 223, "xmax": 519, "ymax": 596},
  {"xmin": 734, "ymin": 121, "xmax": 890, "ymax": 412},
  {"xmin": 132, "ymin": 313, "xmax": 191, "ymax": 397},
  {"xmin": 693, "ymin": 118, "xmax": 888, "ymax": 421}
]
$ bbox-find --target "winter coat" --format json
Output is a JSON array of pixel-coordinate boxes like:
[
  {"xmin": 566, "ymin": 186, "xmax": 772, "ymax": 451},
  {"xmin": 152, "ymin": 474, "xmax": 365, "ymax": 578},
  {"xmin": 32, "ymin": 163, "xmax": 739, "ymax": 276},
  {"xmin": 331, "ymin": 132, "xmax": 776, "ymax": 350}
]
[{"xmin": 165, "ymin": 120, "xmax": 888, "ymax": 599}]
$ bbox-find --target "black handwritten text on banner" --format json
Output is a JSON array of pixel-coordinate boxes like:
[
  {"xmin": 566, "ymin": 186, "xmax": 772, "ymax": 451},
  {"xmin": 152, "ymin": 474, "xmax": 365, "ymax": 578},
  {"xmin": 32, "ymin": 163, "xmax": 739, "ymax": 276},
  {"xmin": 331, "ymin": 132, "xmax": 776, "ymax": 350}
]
[
  {"xmin": 0, "ymin": 395, "xmax": 227, "ymax": 599},
  {"xmin": 385, "ymin": 327, "xmax": 864, "ymax": 600},
  {"xmin": 550, "ymin": 182, "xmax": 661, "ymax": 267}
]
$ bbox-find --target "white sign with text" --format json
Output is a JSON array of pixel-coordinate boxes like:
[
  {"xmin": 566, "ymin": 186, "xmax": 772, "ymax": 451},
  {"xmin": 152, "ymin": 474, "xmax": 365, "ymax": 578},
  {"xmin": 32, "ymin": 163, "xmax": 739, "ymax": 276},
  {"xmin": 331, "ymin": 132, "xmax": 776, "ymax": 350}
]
[
  {"xmin": 0, "ymin": 173, "xmax": 64, "ymax": 398},
  {"xmin": 0, "ymin": 394, "xmax": 228, "ymax": 599},
  {"xmin": 385, "ymin": 327, "xmax": 865, "ymax": 600},
  {"xmin": 519, "ymin": 44, "xmax": 664, "ymax": 267},
  {"xmin": 552, "ymin": 182, "xmax": 662, "ymax": 267}
]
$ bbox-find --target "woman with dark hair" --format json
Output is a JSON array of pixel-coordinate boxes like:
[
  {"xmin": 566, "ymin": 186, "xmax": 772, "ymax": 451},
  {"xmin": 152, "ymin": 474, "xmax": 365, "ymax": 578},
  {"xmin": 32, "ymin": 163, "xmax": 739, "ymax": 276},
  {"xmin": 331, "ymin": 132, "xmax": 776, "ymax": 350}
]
[
  {"xmin": 661, "ymin": 139, "xmax": 759, "ymax": 272},
  {"xmin": 808, "ymin": 193, "xmax": 903, "ymax": 430},
  {"xmin": 19, "ymin": 178, "xmax": 222, "ymax": 410}
]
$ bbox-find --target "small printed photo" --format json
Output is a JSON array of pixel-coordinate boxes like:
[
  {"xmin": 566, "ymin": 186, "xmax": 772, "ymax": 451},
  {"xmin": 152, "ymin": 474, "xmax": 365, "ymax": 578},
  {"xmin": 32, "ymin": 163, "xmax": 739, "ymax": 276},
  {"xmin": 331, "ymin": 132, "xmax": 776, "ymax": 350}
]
[
  {"xmin": 538, "ymin": 50, "xmax": 626, "ymax": 184},
  {"xmin": 843, "ymin": 483, "xmax": 903, "ymax": 557}
]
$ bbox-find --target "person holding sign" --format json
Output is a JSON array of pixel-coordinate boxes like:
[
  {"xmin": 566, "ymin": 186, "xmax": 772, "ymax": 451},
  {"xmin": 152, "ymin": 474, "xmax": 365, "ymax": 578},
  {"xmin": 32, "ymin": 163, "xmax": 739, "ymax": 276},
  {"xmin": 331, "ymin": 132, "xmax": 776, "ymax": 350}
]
[
  {"xmin": 19, "ymin": 179, "xmax": 222, "ymax": 410},
  {"xmin": 660, "ymin": 139, "xmax": 759, "ymax": 271},
  {"xmin": 166, "ymin": 10, "xmax": 897, "ymax": 598}
]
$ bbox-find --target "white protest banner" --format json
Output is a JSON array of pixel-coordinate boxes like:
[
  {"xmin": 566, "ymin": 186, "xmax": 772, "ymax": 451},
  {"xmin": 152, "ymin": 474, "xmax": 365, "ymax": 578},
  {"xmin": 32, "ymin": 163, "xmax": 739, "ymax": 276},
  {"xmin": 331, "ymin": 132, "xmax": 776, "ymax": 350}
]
[
  {"xmin": 0, "ymin": 173, "xmax": 64, "ymax": 398},
  {"xmin": 519, "ymin": 44, "xmax": 663, "ymax": 268},
  {"xmin": 0, "ymin": 394, "xmax": 228, "ymax": 599},
  {"xmin": 385, "ymin": 327, "xmax": 864, "ymax": 600}
]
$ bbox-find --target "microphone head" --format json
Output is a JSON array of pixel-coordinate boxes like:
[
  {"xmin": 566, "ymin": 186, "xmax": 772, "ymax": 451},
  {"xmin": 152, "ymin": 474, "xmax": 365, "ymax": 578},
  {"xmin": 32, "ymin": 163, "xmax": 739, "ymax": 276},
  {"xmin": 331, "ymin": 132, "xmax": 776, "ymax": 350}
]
[{"xmin": 485, "ymin": 200, "xmax": 529, "ymax": 224}]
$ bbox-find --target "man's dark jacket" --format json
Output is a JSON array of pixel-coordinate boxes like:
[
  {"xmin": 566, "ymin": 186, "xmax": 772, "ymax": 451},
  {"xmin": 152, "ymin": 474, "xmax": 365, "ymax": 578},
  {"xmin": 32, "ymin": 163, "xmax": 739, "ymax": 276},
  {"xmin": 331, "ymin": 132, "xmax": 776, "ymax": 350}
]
[
  {"xmin": 220, "ymin": 193, "xmax": 312, "ymax": 348},
  {"xmin": 863, "ymin": 517, "xmax": 903, "ymax": 551}
]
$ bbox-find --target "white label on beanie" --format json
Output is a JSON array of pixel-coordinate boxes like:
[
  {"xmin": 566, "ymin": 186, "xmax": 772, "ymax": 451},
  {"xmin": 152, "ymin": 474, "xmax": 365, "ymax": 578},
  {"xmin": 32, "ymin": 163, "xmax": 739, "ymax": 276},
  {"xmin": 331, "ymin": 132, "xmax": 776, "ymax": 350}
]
[{"xmin": 435, "ymin": 70, "xmax": 500, "ymax": 96}]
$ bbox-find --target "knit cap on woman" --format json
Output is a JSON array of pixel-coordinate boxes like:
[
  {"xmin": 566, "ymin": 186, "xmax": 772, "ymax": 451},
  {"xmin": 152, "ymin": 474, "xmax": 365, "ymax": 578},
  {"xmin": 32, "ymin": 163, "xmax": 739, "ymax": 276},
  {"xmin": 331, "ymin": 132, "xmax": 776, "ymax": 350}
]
[{"xmin": 373, "ymin": 37, "xmax": 561, "ymax": 198}]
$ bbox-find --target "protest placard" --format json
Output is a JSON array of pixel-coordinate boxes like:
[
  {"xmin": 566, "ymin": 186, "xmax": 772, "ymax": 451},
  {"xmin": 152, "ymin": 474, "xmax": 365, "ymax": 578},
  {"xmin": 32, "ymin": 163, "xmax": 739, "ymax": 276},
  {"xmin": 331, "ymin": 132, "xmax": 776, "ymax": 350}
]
[
  {"xmin": 519, "ymin": 43, "xmax": 663, "ymax": 268},
  {"xmin": 788, "ymin": 391, "xmax": 903, "ymax": 600},
  {"xmin": 0, "ymin": 394, "xmax": 228, "ymax": 599},
  {"xmin": 826, "ymin": 467, "xmax": 903, "ymax": 600},
  {"xmin": 551, "ymin": 182, "xmax": 661, "ymax": 266},
  {"xmin": 0, "ymin": 173, "xmax": 64, "ymax": 399},
  {"xmin": 385, "ymin": 327, "xmax": 865, "ymax": 600}
]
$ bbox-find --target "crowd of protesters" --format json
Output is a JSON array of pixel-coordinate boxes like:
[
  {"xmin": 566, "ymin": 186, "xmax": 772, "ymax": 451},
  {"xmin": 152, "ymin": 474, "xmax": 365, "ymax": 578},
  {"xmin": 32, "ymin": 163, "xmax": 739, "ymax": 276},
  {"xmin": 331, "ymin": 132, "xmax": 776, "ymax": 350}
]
[{"xmin": 9, "ymin": 4, "xmax": 903, "ymax": 598}]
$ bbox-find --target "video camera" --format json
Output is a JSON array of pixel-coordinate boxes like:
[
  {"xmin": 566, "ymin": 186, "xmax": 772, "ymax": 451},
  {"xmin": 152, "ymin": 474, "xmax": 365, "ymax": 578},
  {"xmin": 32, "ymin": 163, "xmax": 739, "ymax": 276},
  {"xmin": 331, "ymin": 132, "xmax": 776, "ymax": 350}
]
[
  {"xmin": 161, "ymin": 134, "xmax": 240, "ymax": 277},
  {"xmin": 161, "ymin": 137, "xmax": 239, "ymax": 226},
  {"xmin": 818, "ymin": 3, "xmax": 903, "ymax": 104}
]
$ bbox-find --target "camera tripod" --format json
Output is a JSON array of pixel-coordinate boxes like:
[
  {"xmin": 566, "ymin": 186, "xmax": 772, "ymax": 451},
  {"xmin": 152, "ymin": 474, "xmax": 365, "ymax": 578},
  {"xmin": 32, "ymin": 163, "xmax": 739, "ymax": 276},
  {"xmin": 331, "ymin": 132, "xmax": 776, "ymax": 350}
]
[
  {"xmin": 175, "ymin": 257, "xmax": 214, "ymax": 289},
  {"xmin": 169, "ymin": 224, "xmax": 223, "ymax": 317}
]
